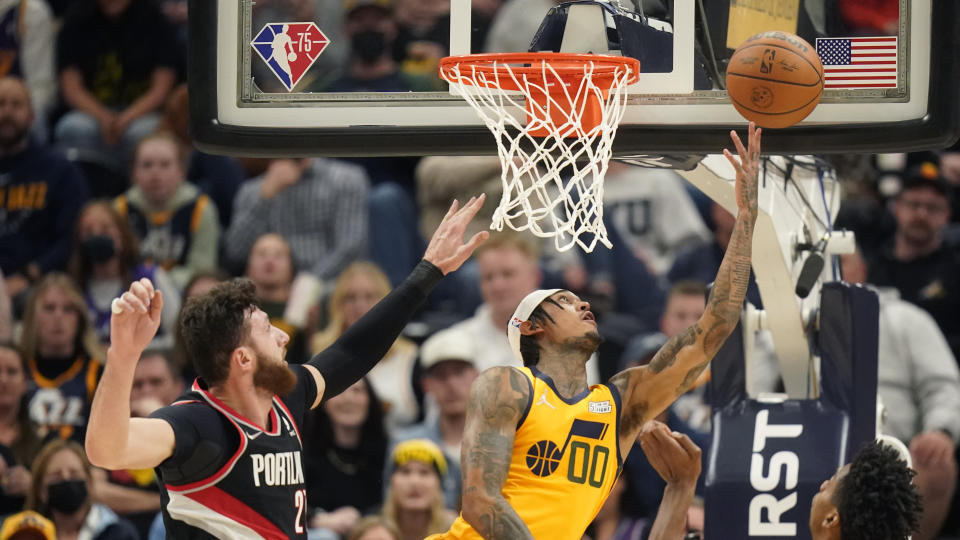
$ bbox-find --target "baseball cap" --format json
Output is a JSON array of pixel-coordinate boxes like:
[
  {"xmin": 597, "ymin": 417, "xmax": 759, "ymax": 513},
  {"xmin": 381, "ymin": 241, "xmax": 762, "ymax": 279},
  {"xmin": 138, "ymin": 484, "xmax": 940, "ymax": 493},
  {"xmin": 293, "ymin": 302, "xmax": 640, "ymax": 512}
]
[
  {"xmin": 507, "ymin": 289, "xmax": 562, "ymax": 363},
  {"xmin": 900, "ymin": 162, "xmax": 951, "ymax": 198},
  {"xmin": 391, "ymin": 439, "xmax": 447, "ymax": 477},
  {"xmin": 0, "ymin": 511, "xmax": 55, "ymax": 540},
  {"xmin": 420, "ymin": 327, "xmax": 475, "ymax": 371}
]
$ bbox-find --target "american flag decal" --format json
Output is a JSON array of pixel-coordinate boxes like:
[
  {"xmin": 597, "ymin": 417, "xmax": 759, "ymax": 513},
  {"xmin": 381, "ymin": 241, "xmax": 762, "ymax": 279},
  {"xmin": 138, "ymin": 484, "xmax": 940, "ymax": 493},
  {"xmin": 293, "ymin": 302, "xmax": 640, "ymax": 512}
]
[{"xmin": 815, "ymin": 36, "xmax": 898, "ymax": 89}]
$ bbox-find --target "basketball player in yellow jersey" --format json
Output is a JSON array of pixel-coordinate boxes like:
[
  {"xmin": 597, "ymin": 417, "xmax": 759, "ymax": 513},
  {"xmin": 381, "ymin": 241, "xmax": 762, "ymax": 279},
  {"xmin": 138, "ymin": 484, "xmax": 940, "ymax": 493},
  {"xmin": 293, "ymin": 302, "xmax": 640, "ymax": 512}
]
[{"xmin": 428, "ymin": 123, "xmax": 762, "ymax": 540}]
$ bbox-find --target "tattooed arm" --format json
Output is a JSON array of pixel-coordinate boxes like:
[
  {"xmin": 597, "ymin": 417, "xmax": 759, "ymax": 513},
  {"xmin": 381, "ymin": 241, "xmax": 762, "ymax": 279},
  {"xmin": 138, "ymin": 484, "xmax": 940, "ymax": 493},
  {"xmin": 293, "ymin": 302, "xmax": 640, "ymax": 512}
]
[
  {"xmin": 610, "ymin": 123, "xmax": 762, "ymax": 448},
  {"xmin": 460, "ymin": 366, "xmax": 534, "ymax": 540}
]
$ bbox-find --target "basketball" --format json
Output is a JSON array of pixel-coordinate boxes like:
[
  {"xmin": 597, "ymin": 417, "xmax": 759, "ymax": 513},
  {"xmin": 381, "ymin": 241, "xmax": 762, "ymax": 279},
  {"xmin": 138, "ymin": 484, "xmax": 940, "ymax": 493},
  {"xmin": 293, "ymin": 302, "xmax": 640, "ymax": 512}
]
[{"xmin": 725, "ymin": 31, "xmax": 824, "ymax": 129}]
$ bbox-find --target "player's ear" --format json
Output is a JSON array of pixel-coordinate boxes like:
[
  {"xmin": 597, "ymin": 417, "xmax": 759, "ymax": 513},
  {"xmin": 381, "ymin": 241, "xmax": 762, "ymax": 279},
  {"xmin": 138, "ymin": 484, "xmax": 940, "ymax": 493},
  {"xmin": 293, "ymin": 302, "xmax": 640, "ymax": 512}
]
[
  {"xmin": 518, "ymin": 320, "xmax": 544, "ymax": 337},
  {"xmin": 232, "ymin": 346, "xmax": 255, "ymax": 374},
  {"xmin": 822, "ymin": 508, "xmax": 840, "ymax": 529}
]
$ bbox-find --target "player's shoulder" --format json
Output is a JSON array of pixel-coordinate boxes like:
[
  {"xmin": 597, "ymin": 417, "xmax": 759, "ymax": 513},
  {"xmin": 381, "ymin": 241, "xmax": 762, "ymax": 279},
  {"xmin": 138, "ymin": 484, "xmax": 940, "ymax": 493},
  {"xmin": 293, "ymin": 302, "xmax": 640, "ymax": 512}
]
[{"xmin": 471, "ymin": 366, "xmax": 532, "ymax": 411}]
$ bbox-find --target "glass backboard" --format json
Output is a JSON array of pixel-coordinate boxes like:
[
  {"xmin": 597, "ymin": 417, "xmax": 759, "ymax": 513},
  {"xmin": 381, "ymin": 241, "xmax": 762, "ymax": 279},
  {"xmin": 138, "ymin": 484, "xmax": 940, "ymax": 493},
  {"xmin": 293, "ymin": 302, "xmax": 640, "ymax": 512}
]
[{"xmin": 188, "ymin": 0, "xmax": 959, "ymax": 157}]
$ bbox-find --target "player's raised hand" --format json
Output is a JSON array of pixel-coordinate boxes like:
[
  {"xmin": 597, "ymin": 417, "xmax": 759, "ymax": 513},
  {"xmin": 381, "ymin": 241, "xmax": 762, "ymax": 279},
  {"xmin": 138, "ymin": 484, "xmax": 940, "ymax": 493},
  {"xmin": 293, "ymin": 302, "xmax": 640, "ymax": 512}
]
[
  {"xmin": 639, "ymin": 420, "xmax": 702, "ymax": 486},
  {"xmin": 724, "ymin": 121, "xmax": 761, "ymax": 217},
  {"xmin": 109, "ymin": 278, "xmax": 163, "ymax": 359},
  {"xmin": 423, "ymin": 194, "xmax": 489, "ymax": 275}
]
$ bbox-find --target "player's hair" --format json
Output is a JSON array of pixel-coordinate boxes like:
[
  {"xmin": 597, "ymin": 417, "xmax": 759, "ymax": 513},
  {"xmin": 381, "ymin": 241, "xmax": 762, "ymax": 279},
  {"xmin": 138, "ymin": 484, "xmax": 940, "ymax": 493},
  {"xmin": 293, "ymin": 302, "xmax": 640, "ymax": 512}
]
[
  {"xmin": 20, "ymin": 273, "xmax": 102, "ymax": 362},
  {"xmin": 519, "ymin": 299, "xmax": 559, "ymax": 367},
  {"xmin": 68, "ymin": 200, "xmax": 141, "ymax": 287},
  {"xmin": 667, "ymin": 280, "xmax": 708, "ymax": 302},
  {"xmin": 26, "ymin": 439, "xmax": 93, "ymax": 516},
  {"xmin": 179, "ymin": 278, "xmax": 260, "ymax": 386},
  {"xmin": 473, "ymin": 230, "xmax": 540, "ymax": 261},
  {"xmin": 835, "ymin": 441, "xmax": 922, "ymax": 540}
]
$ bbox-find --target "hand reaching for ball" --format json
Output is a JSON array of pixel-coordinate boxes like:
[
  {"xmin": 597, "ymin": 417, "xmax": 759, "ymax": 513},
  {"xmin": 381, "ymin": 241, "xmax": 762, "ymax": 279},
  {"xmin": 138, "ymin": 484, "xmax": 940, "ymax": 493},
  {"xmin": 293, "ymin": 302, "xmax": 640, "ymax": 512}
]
[{"xmin": 110, "ymin": 278, "xmax": 163, "ymax": 359}]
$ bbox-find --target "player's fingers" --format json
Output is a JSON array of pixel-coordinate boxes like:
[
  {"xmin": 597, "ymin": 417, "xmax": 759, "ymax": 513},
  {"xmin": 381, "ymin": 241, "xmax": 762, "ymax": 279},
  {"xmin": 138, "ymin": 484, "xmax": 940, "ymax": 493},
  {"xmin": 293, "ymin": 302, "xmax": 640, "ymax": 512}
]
[
  {"xmin": 731, "ymin": 129, "xmax": 749, "ymax": 160},
  {"xmin": 138, "ymin": 277, "xmax": 155, "ymax": 298},
  {"xmin": 463, "ymin": 230, "xmax": 490, "ymax": 252},
  {"xmin": 723, "ymin": 149, "xmax": 743, "ymax": 173},
  {"xmin": 149, "ymin": 290, "xmax": 163, "ymax": 321},
  {"xmin": 122, "ymin": 291, "xmax": 148, "ymax": 313},
  {"xmin": 130, "ymin": 280, "xmax": 150, "ymax": 303},
  {"xmin": 114, "ymin": 297, "xmax": 136, "ymax": 315},
  {"xmin": 441, "ymin": 199, "xmax": 460, "ymax": 223},
  {"xmin": 674, "ymin": 432, "xmax": 702, "ymax": 457}
]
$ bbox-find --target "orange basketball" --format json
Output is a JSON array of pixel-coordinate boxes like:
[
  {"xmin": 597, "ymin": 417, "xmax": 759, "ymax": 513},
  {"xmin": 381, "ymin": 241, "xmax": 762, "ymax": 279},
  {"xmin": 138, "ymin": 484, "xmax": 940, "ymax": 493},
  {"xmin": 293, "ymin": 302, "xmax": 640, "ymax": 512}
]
[{"xmin": 725, "ymin": 31, "xmax": 824, "ymax": 129}]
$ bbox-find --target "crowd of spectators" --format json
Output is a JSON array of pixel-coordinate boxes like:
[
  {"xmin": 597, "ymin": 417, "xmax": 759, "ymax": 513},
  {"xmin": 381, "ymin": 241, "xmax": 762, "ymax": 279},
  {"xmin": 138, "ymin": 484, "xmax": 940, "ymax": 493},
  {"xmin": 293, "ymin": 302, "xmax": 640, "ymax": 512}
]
[{"xmin": 0, "ymin": 0, "xmax": 955, "ymax": 539}]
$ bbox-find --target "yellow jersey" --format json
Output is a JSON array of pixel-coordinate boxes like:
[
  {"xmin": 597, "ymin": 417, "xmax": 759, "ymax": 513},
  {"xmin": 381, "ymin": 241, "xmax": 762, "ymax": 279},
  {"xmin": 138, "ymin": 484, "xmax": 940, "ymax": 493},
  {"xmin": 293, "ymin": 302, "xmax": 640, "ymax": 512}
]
[{"xmin": 432, "ymin": 366, "xmax": 622, "ymax": 540}]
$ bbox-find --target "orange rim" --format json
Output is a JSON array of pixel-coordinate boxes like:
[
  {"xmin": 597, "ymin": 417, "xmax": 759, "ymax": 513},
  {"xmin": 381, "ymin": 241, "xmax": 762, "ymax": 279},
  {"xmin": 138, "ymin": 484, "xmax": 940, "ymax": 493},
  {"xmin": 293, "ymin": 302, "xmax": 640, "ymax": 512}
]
[{"xmin": 439, "ymin": 53, "xmax": 641, "ymax": 89}]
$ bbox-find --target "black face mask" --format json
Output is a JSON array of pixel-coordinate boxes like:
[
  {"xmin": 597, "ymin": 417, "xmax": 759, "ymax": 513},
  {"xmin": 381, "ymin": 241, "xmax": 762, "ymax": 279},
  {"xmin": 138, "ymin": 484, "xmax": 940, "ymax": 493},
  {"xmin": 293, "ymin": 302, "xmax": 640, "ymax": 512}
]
[
  {"xmin": 82, "ymin": 235, "xmax": 116, "ymax": 263},
  {"xmin": 352, "ymin": 30, "xmax": 388, "ymax": 64},
  {"xmin": 47, "ymin": 479, "xmax": 88, "ymax": 514}
]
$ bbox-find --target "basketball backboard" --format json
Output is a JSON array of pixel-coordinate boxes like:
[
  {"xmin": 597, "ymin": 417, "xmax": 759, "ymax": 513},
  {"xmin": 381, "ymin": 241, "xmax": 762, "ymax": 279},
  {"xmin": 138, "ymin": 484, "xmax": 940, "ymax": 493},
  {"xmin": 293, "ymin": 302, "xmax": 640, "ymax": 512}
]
[{"xmin": 189, "ymin": 0, "xmax": 959, "ymax": 157}]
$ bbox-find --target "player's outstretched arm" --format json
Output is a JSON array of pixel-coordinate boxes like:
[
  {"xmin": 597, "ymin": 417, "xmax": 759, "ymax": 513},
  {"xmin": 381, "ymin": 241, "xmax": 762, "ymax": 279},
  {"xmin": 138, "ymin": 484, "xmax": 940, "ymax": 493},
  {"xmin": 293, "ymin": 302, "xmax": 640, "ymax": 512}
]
[
  {"xmin": 610, "ymin": 123, "xmax": 761, "ymax": 446},
  {"xmin": 304, "ymin": 195, "xmax": 489, "ymax": 407},
  {"xmin": 640, "ymin": 421, "xmax": 702, "ymax": 540},
  {"xmin": 86, "ymin": 279, "xmax": 175, "ymax": 470},
  {"xmin": 460, "ymin": 367, "xmax": 534, "ymax": 540}
]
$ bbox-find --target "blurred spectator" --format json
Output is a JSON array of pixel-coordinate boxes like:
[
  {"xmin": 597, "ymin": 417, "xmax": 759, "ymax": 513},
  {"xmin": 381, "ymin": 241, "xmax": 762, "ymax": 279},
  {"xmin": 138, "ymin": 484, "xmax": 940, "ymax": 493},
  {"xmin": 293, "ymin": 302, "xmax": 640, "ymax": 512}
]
[
  {"xmin": 584, "ymin": 476, "xmax": 648, "ymax": 540},
  {"xmin": 129, "ymin": 349, "xmax": 183, "ymax": 418},
  {"xmin": 390, "ymin": 326, "xmax": 478, "ymax": 509},
  {"xmin": 304, "ymin": 379, "xmax": 387, "ymax": 538},
  {"xmin": 599, "ymin": 163, "xmax": 710, "ymax": 276},
  {"xmin": 0, "ymin": 76, "xmax": 88, "ymax": 301},
  {"xmin": 391, "ymin": 0, "xmax": 449, "ymax": 87},
  {"xmin": 115, "ymin": 132, "xmax": 220, "ymax": 290},
  {"xmin": 668, "ymin": 201, "xmax": 762, "ymax": 306},
  {"xmin": 446, "ymin": 232, "xmax": 538, "ymax": 371},
  {"xmin": 245, "ymin": 233, "xmax": 309, "ymax": 364},
  {"xmin": 69, "ymin": 200, "xmax": 180, "ymax": 347},
  {"xmin": 158, "ymin": 0, "xmax": 188, "ymax": 50},
  {"xmin": 225, "ymin": 158, "xmax": 369, "ymax": 282},
  {"xmin": 840, "ymin": 0, "xmax": 899, "ymax": 35},
  {"xmin": 312, "ymin": 262, "xmax": 420, "ymax": 429},
  {"xmin": 0, "ymin": 270, "xmax": 10, "ymax": 341},
  {"xmin": 868, "ymin": 172, "xmax": 960, "ymax": 361},
  {"xmin": 54, "ymin": 0, "xmax": 179, "ymax": 166},
  {"xmin": 0, "ymin": 0, "xmax": 55, "ymax": 137},
  {"xmin": 348, "ymin": 516, "xmax": 402, "ymax": 540},
  {"xmin": 325, "ymin": 0, "xmax": 435, "ymax": 92},
  {"xmin": 0, "ymin": 510, "xmax": 55, "ymax": 540},
  {"xmin": 941, "ymin": 146, "xmax": 960, "ymax": 188},
  {"xmin": 19, "ymin": 274, "xmax": 102, "ymax": 442},
  {"xmin": 25, "ymin": 439, "xmax": 138, "ymax": 539},
  {"xmin": 484, "ymin": 0, "xmax": 554, "ymax": 53},
  {"xmin": 0, "ymin": 343, "xmax": 41, "ymax": 514},
  {"xmin": 842, "ymin": 248, "xmax": 960, "ymax": 540},
  {"xmin": 158, "ymin": 84, "xmax": 247, "ymax": 229},
  {"xmin": 382, "ymin": 439, "xmax": 455, "ymax": 540}
]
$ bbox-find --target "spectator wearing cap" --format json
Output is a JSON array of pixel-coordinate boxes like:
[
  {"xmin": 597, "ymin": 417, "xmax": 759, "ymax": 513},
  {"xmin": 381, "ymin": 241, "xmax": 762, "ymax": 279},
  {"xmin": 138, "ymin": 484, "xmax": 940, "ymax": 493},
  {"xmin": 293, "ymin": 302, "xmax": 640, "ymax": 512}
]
[
  {"xmin": 389, "ymin": 327, "xmax": 477, "ymax": 509},
  {"xmin": 868, "ymin": 167, "xmax": 960, "ymax": 361},
  {"xmin": 0, "ymin": 510, "xmax": 55, "ymax": 540},
  {"xmin": 382, "ymin": 439, "xmax": 456, "ymax": 540}
]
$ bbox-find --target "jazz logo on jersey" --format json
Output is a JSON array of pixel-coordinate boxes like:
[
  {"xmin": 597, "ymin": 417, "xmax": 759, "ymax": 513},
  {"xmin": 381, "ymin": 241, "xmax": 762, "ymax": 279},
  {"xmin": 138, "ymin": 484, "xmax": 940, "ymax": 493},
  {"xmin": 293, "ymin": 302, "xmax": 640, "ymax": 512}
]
[
  {"xmin": 526, "ymin": 419, "xmax": 611, "ymax": 488},
  {"xmin": 251, "ymin": 22, "xmax": 329, "ymax": 91}
]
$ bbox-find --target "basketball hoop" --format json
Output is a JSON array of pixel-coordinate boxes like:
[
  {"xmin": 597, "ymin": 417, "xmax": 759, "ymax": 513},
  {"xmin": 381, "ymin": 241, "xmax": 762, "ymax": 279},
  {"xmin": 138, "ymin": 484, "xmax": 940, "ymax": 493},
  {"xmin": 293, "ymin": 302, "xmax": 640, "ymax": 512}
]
[{"xmin": 439, "ymin": 53, "xmax": 640, "ymax": 252}]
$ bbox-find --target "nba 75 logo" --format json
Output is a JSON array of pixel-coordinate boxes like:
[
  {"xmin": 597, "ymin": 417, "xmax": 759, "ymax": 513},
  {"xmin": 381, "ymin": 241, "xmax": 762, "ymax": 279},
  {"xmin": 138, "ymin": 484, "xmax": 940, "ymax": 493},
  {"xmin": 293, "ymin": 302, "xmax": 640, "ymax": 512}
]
[{"xmin": 252, "ymin": 23, "xmax": 329, "ymax": 91}]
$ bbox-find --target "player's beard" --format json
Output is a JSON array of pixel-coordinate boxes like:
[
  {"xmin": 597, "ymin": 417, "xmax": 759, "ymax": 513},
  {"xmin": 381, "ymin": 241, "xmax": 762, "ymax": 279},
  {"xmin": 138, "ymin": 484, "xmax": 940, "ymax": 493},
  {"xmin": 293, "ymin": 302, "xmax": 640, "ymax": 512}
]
[{"xmin": 253, "ymin": 352, "xmax": 297, "ymax": 397}]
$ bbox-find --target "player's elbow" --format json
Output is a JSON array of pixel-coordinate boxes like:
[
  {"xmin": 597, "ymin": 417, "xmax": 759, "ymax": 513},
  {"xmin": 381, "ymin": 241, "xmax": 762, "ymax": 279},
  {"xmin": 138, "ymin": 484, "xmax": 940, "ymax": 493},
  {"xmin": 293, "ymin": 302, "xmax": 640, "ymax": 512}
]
[
  {"xmin": 85, "ymin": 439, "xmax": 121, "ymax": 470},
  {"xmin": 461, "ymin": 490, "xmax": 495, "ymax": 527}
]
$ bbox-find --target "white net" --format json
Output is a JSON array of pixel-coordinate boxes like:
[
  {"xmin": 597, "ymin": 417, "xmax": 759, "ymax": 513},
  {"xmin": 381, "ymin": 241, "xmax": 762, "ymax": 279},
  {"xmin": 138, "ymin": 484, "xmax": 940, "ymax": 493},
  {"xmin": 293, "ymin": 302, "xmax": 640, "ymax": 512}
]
[{"xmin": 440, "ymin": 54, "xmax": 638, "ymax": 252}]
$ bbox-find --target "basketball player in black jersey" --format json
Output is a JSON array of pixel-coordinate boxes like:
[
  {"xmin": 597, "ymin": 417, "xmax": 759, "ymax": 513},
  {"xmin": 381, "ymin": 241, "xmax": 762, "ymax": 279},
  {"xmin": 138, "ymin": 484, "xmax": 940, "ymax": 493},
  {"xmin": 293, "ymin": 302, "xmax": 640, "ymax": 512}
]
[{"xmin": 85, "ymin": 196, "xmax": 489, "ymax": 539}]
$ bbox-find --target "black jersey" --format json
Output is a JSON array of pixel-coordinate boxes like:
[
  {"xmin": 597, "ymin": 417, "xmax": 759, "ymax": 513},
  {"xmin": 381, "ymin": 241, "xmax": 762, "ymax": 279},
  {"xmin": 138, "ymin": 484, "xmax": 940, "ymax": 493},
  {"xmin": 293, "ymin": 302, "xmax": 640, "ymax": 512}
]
[{"xmin": 151, "ymin": 365, "xmax": 317, "ymax": 539}]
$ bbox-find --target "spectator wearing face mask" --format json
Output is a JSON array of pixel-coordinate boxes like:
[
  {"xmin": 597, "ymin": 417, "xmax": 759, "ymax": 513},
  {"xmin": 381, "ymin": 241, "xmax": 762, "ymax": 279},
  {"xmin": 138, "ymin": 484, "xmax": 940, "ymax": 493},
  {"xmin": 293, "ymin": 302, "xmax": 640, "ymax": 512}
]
[
  {"xmin": 69, "ymin": 200, "xmax": 181, "ymax": 347},
  {"xmin": 26, "ymin": 439, "xmax": 138, "ymax": 540}
]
